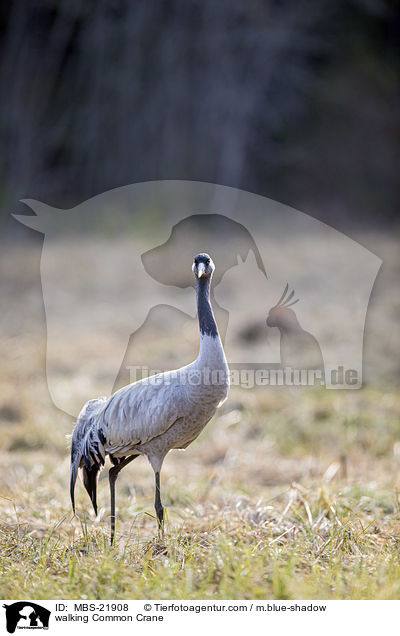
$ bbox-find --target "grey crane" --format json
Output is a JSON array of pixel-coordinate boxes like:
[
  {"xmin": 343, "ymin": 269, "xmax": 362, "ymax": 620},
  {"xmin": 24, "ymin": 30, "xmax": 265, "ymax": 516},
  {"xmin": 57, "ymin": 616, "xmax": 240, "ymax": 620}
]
[{"xmin": 70, "ymin": 253, "xmax": 229, "ymax": 543}]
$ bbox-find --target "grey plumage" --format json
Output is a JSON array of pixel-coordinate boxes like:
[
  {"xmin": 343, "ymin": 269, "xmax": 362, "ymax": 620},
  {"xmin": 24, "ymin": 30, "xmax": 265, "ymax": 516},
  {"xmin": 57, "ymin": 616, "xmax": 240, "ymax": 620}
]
[
  {"xmin": 70, "ymin": 397, "xmax": 107, "ymax": 516},
  {"xmin": 70, "ymin": 253, "xmax": 229, "ymax": 542}
]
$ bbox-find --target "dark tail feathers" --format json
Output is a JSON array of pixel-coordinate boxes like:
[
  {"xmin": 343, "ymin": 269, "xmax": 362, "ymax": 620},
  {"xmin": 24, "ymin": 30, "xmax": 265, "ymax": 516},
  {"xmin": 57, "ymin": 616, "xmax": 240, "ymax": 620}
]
[{"xmin": 70, "ymin": 397, "xmax": 107, "ymax": 515}]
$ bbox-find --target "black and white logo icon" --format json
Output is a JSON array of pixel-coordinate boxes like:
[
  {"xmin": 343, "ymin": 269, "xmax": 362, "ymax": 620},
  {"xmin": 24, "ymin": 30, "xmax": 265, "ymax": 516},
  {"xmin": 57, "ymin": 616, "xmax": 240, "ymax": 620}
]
[{"xmin": 2, "ymin": 602, "xmax": 50, "ymax": 633}]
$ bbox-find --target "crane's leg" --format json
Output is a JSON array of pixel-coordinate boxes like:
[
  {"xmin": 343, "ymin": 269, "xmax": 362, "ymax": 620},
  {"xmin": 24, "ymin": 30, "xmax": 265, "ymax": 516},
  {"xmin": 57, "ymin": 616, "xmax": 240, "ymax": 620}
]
[
  {"xmin": 109, "ymin": 454, "xmax": 138, "ymax": 546},
  {"xmin": 154, "ymin": 471, "xmax": 164, "ymax": 535}
]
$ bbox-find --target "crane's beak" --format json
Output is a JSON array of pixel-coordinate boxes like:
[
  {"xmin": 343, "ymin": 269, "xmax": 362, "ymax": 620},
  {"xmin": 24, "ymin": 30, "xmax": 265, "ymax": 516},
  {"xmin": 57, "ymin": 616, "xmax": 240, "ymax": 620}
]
[{"xmin": 197, "ymin": 262, "xmax": 206, "ymax": 278}]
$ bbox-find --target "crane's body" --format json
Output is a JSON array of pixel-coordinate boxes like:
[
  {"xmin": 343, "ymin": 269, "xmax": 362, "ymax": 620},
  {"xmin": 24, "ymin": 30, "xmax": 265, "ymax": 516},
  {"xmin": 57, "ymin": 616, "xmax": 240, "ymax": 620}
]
[{"xmin": 70, "ymin": 253, "xmax": 229, "ymax": 542}]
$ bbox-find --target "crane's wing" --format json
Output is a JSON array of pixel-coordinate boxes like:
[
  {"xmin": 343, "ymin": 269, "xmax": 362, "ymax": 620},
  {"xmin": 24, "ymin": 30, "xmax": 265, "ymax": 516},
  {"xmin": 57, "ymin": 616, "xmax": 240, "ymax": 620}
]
[
  {"xmin": 69, "ymin": 372, "xmax": 187, "ymax": 514},
  {"xmin": 98, "ymin": 373, "xmax": 187, "ymax": 456}
]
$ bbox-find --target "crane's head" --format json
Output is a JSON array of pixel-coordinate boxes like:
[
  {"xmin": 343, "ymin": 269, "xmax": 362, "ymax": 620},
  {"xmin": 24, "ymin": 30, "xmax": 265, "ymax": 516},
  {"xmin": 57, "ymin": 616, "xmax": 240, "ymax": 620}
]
[
  {"xmin": 266, "ymin": 284, "xmax": 299, "ymax": 327},
  {"xmin": 192, "ymin": 253, "xmax": 215, "ymax": 280}
]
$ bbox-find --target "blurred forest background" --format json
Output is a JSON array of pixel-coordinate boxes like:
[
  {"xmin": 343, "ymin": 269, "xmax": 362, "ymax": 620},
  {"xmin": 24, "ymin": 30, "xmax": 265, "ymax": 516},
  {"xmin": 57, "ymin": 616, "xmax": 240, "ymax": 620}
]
[{"xmin": 0, "ymin": 0, "xmax": 398, "ymax": 233}]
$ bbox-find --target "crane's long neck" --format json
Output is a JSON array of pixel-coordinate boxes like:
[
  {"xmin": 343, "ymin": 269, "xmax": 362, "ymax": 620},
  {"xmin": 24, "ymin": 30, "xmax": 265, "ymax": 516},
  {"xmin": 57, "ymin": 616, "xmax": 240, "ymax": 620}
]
[
  {"xmin": 197, "ymin": 276, "xmax": 217, "ymax": 338},
  {"xmin": 196, "ymin": 276, "xmax": 227, "ymax": 369}
]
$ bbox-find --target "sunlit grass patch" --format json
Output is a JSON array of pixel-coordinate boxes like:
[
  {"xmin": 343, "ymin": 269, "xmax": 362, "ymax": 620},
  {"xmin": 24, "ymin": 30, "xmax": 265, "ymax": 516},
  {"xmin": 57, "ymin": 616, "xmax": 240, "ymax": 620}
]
[{"xmin": 1, "ymin": 469, "xmax": 400, "ymax": 599}]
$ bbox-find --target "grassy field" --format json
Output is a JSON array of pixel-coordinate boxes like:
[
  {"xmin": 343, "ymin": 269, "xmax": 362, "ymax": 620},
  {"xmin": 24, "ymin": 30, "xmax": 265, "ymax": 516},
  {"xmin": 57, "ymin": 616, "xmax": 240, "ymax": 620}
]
[
  {"xmin": 0, "ymin": 237, "xmax": 399, "ymax": 599},
  {"xmin": 1, "ymin": 382, "xmax": 400, "ymax": 599}
]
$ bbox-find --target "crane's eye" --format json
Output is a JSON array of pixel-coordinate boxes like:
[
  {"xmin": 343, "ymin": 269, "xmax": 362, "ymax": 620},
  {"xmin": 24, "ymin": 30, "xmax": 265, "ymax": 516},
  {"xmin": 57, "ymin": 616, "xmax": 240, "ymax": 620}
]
[{"xmin": 206, "ymin": 259, "xmax": 210, "ymax": 265}]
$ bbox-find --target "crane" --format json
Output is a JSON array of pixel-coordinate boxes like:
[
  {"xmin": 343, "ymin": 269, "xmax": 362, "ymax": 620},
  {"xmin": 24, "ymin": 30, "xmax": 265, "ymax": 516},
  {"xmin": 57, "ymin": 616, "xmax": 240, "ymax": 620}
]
[{"xmin": 70, "ymin": 253, "xmax": 229, "ymax": 543}]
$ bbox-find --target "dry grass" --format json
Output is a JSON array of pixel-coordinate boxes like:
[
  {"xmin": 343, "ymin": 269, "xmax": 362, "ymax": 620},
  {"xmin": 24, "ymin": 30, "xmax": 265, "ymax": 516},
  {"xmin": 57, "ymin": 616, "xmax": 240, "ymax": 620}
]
[{"xmin": 1, "ymin": 382, "xmax": 400, "ymax": 599}]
